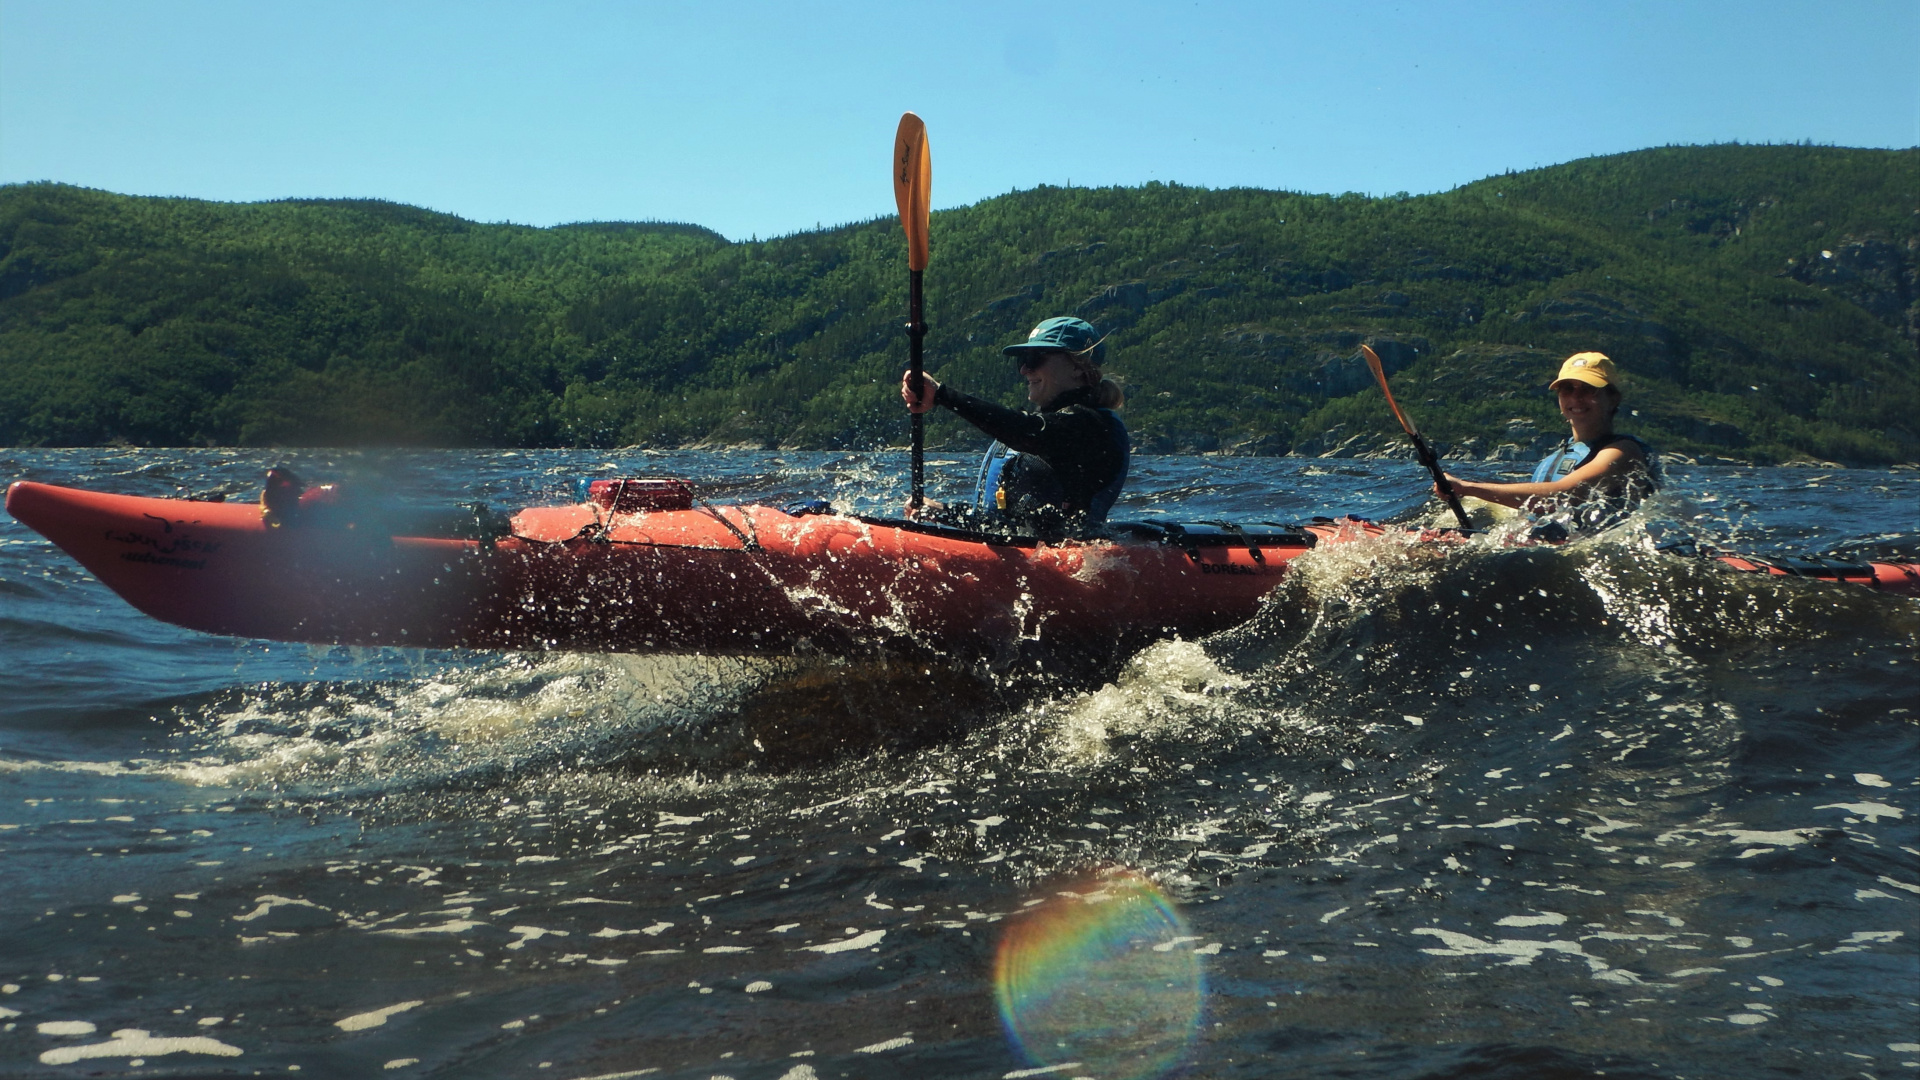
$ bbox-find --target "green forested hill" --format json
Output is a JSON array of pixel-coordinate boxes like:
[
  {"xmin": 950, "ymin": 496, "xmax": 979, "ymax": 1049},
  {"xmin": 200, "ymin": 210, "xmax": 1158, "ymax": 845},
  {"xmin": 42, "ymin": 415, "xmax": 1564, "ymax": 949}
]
[{"xmin": 2, "ymin": 145, "xmax": 1915, "ymax": 463}]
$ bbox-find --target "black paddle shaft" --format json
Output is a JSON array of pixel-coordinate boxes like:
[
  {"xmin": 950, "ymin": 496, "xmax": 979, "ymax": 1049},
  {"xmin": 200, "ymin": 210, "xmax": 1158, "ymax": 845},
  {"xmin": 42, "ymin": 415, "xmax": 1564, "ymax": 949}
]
[
  {"xmin": 1410, "ymin": 430, "xmax": 1474, "ymax": 532},
  {"xmin": 907, "ymin": 269, "xmax": 927, "ymax": 509}
]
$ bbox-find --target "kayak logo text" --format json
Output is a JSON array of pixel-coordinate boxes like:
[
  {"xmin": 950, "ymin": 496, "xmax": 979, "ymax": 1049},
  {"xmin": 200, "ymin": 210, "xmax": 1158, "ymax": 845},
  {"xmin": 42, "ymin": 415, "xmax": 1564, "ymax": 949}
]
[
  {"xmin": 1198, "ymin": 562, "xmax": 1258, "ymax": 575},
  {"xmin": 104, "ymin": 527, "xmax": 220, "ymax": 571}
]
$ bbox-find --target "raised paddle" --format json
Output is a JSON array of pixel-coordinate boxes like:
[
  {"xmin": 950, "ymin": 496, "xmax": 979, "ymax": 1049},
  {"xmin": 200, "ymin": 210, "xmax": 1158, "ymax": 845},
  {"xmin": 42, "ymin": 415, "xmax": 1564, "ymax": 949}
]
[
  {"xmin": 893, "ymin": 112, "xmax": 932, "ymax": 510},
  {"xmin": 1361, "ymin": 343, "xmax": 1474, "ymax": 533}
]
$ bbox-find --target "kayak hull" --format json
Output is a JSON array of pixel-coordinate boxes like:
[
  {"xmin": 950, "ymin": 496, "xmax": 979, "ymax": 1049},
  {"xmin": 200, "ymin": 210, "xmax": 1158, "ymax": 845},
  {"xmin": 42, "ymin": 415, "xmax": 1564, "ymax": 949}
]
[{"xmin": 3, "ymin": 481, "xmax": 1326, "ymax": 663}]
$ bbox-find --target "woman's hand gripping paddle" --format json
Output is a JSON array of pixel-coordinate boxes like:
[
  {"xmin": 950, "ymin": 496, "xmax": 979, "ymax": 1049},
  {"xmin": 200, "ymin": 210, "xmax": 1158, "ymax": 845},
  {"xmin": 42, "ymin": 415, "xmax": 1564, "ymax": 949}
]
[
  {"xmin": 1361, "ymin": 343, "xmax": 1473, "ymax": 533},
  {"xmin": 893, "ymin": 112, "xmax": 932, "ymax": 510}
]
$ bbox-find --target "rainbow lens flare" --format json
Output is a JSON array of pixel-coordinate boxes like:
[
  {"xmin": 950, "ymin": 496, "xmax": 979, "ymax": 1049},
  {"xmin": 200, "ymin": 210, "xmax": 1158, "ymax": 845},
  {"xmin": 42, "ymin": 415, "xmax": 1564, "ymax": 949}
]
[{"xmin": 994, "ymin": 870, "xmax": 1205, "ymax": 1079}]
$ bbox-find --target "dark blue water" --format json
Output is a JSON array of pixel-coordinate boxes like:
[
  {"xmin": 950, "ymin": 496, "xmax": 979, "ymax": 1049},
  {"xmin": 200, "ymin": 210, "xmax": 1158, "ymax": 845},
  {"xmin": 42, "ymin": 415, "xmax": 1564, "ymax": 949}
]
[{"xmin": 1, "ymin": 449, "xmax": 1915, "ymax": 1079}]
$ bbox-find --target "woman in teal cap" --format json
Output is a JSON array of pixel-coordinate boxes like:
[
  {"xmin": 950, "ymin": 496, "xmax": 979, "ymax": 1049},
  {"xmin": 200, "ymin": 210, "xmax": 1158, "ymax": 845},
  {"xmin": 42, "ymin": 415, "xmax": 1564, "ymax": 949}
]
[
  {"xmin": 901, "ymin": 316, "xmax": 1129, "ymax": 536},
  {"xmin": 1438, "ymin": 351, "xmax": 1661, "ymax": 526}
]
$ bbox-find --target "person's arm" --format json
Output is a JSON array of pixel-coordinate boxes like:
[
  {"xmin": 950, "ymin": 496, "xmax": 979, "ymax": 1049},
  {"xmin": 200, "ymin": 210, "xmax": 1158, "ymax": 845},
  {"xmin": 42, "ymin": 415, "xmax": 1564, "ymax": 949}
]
[
  {"xmin": 897, "ymin": 370, "xmax": 1102, "ymax": 455},
  {"xmin": 934, "ymin": 386, "xmax": 1103, "ymax": 457},
  {"xmin": 1439, "ymin": 444, "xmax": 1643, "ymax": 510}
]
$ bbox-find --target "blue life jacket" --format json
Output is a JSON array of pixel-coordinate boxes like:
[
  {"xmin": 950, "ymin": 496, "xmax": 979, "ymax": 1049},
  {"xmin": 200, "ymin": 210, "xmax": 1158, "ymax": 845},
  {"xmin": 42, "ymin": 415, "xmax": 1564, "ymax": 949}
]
[
  {"xmin": 1528, "ymin": 433, "xmax": 1662, "ymax": 534},
  {"xmin": 1531, "ymin": 434, "xmax": 1662, "ymax": 490},
  {"xmin": 974, "ymin": 409, "xmax": 1129, "ymax": 528},
  {"xmin": 974, "ymin": 441, "xmax": 1013, "ymax": 513}
]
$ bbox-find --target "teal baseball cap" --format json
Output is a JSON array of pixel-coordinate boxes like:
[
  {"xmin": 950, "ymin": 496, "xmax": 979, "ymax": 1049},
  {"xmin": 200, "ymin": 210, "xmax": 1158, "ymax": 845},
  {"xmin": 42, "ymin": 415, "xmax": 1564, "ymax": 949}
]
[{"xmin": 1003, "ymin": 316, "xmax": 1105, "ymax": 364}]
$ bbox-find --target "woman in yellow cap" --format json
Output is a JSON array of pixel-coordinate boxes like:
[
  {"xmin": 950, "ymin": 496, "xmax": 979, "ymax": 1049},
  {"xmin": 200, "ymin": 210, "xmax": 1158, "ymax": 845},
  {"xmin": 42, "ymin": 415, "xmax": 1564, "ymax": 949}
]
[{"xmin": 1438, "ymin": 352, "xmax": 1661, "ymax": 523}]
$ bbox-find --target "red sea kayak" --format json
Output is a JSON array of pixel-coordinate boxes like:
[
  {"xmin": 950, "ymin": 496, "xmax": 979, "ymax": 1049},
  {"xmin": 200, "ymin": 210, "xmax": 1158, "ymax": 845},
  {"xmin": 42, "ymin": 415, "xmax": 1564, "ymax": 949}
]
[
  {"xmin": 7, "ymin": 479, "xmax": 1916, "ymax": 661},
  {"xmin": 3, "ymin": 479, "xmax": 1340, "ymax": 663}
]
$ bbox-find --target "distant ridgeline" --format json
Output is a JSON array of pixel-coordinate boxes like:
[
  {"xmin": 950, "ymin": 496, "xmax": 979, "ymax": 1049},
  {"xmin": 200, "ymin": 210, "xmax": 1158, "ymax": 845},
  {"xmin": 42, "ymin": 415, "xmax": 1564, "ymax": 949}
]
[{"xmin": 1, "ymin": 145, "xmax": 1915, "ymax": 464}]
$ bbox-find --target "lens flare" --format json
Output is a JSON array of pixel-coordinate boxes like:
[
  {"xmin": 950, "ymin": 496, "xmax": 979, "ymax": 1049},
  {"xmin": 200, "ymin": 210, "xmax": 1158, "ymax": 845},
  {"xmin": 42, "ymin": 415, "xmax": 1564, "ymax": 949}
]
[{"xmin": 994, "ymin": 870, "xmax": 1204, "ymax": 1079}]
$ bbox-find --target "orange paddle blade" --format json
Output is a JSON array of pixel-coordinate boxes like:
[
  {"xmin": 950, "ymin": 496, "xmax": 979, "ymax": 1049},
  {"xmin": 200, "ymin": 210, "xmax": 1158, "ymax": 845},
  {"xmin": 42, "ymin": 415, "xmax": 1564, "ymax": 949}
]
[
  {"xmin": 1361, "ymin": 344, "xmax": 1418, "ymax": 438},
  {"xmin": 893, "ymin": 112, "xmax": 931, "ymax": 271}
]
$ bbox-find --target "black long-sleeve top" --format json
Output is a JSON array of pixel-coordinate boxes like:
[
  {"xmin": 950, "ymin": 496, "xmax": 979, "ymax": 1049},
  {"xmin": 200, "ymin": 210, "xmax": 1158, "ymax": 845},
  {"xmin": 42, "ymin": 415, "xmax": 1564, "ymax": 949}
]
[{"xmin": 933, "ymin": 383, "xmax": 1127, "ymax": 521}]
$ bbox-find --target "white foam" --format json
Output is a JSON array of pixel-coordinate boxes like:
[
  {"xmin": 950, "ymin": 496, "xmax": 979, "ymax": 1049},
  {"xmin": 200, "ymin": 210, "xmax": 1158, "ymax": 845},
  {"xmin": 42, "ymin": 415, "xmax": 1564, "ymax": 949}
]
[
  {"xmin": 1626, "ymin": 909, "xmax": 1686, "ymax": 928},
  {"xmin": 38, "ymin": 1028, "xmax": 242, "ymax": 1065},
  {"xmin": 1412, "ymin": 927, "xmax": 1617, "ymax": 977},
  {"xmin": 1854, "ymin": 773, "xmax": 1892, "ymax": 788},
  {"xmin": 1496, "ymin": 912, "xmax": 1567, "ymax": 927},
  {"xmin": 801, "ymin": 929, "xmax": 885, "ymax": 953},
  {"xmin": 505, "ymin": 926, "xmax": 568, "ymax": 949},
  {"xmin": 853, "ymin": 1034, "xmax": 913, "ymax": 1053},
  {"xmin": 232, "ymin": 895, "xmax": 332, "ymax": 923},
  {"xmin": 375, "ymin": 920, "xmax": 483, "ymax": 936},
  {"xmin": 1045, "ymin": 639, "xmax": 1247, "ymax": 761},
  {"xmin": 1705, "ymin": 828, "xmax": 1819, "ymax": 847},
  {"xmin": 1440, "ymin": 816, "xmax": 1539, "ymax": 832},
  {"xmin": 1814, "ymin": 801, "xmax": 1903, "ymax": 823},
  {"xmin": 745, "ymin": 981, "xmax": 772, "ymax": 993},
  {"xmin": 36, "ymin": 1020, "xmax": 96, "ymax": 1036},
  {"xmin": 337, "ymin": 1001, "xmax": 423, "ymax": 1031}
]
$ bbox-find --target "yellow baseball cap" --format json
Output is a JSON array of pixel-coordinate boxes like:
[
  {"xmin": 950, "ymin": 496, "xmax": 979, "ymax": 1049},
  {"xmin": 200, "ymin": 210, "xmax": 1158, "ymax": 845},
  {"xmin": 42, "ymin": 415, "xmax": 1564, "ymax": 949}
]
[{"xmin": 1550, "ymin": 352, "xmax": 1617, "ymax": 389}]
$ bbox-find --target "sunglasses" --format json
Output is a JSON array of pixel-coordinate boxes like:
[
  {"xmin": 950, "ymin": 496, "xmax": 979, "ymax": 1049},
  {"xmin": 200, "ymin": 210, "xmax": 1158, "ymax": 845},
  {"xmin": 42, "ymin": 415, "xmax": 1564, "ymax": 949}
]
[{"xmin": 1015, "ymin": 351, "xmax": 1064, "ymax": 372}]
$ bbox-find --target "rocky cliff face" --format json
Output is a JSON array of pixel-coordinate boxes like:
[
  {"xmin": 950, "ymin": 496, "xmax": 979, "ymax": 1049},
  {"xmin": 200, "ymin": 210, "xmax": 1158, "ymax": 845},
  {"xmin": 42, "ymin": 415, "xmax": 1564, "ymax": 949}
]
[{"xmin": 1789, "ymin": 235, "xmax": 1920, "ymax": 346}]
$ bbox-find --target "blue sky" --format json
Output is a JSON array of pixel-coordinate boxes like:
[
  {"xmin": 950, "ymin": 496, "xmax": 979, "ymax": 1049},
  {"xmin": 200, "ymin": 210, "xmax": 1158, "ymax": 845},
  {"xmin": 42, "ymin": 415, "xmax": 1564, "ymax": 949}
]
[{"xmin": 2, "ymin": 1, "xmax": 1914, "ymax": 241}]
